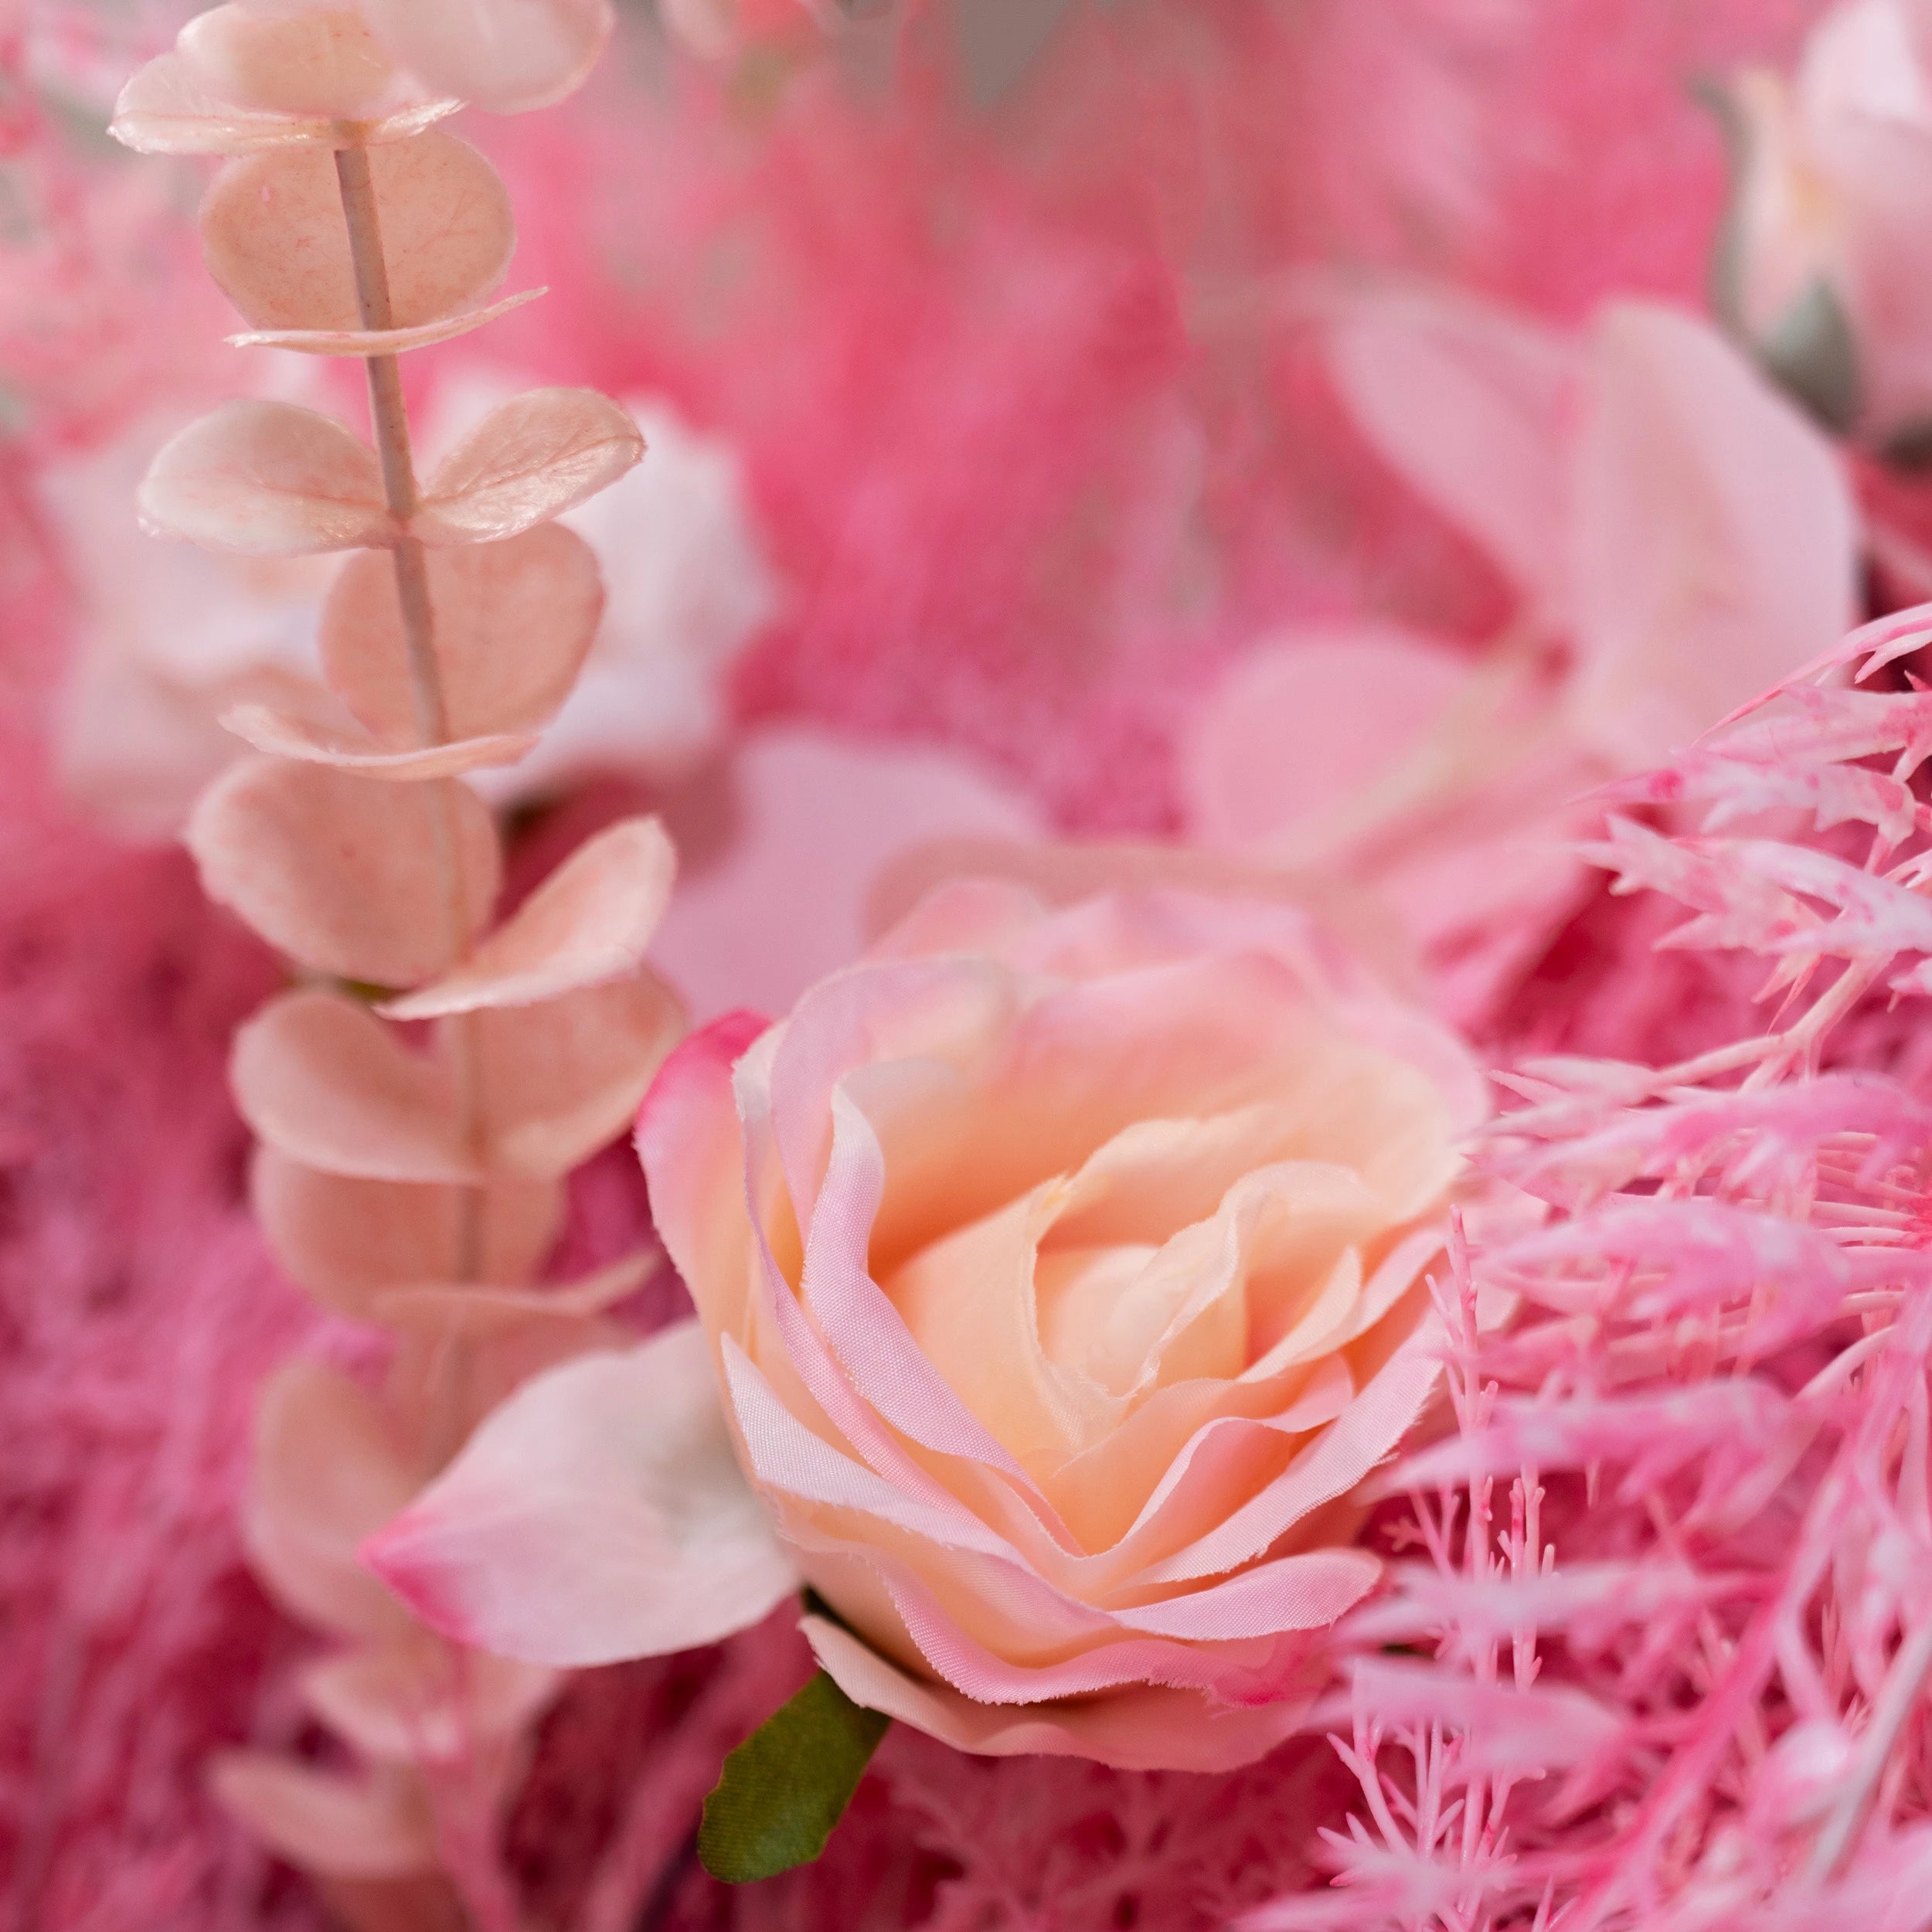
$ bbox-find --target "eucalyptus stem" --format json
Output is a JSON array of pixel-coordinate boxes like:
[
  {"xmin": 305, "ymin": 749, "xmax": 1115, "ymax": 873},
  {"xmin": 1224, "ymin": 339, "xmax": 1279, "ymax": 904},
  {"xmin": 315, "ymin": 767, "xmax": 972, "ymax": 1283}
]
[{"xmin": 332, "ymin": 144, "xmax": 488, "ymax": 1311}]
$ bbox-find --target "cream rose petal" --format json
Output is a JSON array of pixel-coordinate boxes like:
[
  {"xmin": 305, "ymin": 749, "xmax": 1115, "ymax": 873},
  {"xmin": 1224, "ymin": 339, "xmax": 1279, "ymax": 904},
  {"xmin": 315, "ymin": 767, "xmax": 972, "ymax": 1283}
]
[{"xmin": 804, "ymin": 1619, "xmax": 1306, "ymax": 1775}]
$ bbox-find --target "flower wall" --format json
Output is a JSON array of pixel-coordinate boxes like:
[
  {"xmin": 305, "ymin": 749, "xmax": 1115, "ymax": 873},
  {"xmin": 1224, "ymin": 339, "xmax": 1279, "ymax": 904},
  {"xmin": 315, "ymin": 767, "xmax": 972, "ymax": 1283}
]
[{"xmin": 8, "ymin": 2, "xmax": 1932, "ymax": 1930}]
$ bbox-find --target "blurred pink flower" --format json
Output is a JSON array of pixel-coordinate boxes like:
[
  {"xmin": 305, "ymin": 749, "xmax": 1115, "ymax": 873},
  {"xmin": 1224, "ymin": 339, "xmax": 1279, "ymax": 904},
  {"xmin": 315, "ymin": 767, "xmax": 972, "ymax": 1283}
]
[
  {"xmin": 41, "ymin": 393, "xmax": 335, "ymax": 839},
  {"xmin": 48, "ymin": 365, "xmax": 779, "ymax": 835},
  {"xmin": 1178, "ymin": 291, "xmax": 1859, "ymax": 1019},
  {"xmin": 648, "ymin": 723, "xmax": 1044, "ymax": 1019},
  {"xmin": 1720, "ymin": 0, "xmax": 1932, "ymax": 439},
  {"xmin": 370, "ymin": 880, "xmax": 1488, "ymax": 1771},
  {"xmin": 419, "ymin": 368, "xmax": 781, "ymax": 807}
]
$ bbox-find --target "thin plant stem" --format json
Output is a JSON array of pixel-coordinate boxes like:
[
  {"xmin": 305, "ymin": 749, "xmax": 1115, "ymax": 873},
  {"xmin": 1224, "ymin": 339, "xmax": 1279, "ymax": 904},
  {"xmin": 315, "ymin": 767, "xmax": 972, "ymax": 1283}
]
[{"xmin": 332, "ymin": 143, "xmax": 487, "ymax": 1366}]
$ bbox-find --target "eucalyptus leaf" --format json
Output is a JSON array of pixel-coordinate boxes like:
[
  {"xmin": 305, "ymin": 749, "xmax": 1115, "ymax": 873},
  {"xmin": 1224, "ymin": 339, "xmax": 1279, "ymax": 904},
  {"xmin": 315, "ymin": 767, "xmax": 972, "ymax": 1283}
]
[{"xmin": 699, "ymin": 1669, "xmax": 892, "ymax": 1884}]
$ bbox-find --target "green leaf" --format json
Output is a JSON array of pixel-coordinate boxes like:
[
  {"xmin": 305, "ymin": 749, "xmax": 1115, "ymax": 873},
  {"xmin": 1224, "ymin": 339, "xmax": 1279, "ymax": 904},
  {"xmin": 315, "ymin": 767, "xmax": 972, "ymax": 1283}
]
[
  {"xmin": 698, "ymin": 1670, "xmax": 892, "ymax": 1884},
  {"xmin": 1760, "ymin": 279, "xmax": 1862, "ymax": 436}
]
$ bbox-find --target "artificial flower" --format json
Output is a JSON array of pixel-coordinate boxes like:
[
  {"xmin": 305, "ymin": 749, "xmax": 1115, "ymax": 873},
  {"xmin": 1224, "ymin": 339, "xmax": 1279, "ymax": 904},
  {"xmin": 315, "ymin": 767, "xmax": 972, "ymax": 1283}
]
[
  {"xmin": 371, "ymin": 880, "xmax": 1488, "ymax": 1772},
  {"xmin": 1175, "ymin": 291, "xmax": 1859, "ymax": 1020},
  {"xmin": 1718, "ymin": 0, "xmax": 1932, "ymax": 440}
]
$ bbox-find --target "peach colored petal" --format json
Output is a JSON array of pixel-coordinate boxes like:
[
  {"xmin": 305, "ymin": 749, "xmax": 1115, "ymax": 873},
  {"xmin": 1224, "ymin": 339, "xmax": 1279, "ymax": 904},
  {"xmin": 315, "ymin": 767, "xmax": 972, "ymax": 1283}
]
[
  {"xmin": 138, "ymin": 401, "xmax": 389, "ymax": 556},
  {"xmin": 1181, "ymin": 624, "xmax": 1471, "ymax": 849},
  {"xmin": 321, "ymin": 525, "xmax": 604, "ymax": 745},
  {"xmin": 1328, "ymin": 287, "xmax": 1576, "ymax": 612},
  {"xmin": 788, "ymin": 1079, "xmax": 1043, "ymax": 1485},
  {"xmin": 244, "ymin": 1359, "xmax": 419, "ymax": 1641},
  {"xmin": 208, "ymin": 1754, "xmax": 439, "ymax": 1879},
  {"xmin": 359, "ymin": 0, "xmax": 613, "ymax": 114},
  {"xmin": 382, "ymin": 817, "xmax": 676, "ymax": 1020},
  {"xmin": 189, "ymin": 759, "xmax": 500, "ymax": 985},
  {"xmin": 886, "ymin": 1185, "xmax": 1091, "ymax": 1478},
  {"xmin": 415, "ymin": 389, "xmax": 645, "ymax": 546},
  {"xmin": 300, "ymin": 1642, "xmax": 557, "ymax": 1764},
  {"xmin": 1050, "ymin": 1357, "xmax": 1359, "ymax": 1582},
  {"xmin": 719, "ymin": 1337, "xmax": 1017, "ymax": 1561},
  {"xmin": 844, "ymin": 1543, "xmax": 1331, "ymax": 1708},
  {"xmin": 200, "ymin": 134, "xmax": 513, "ymax": 335},
  {"xmin": 804, "ymin": 1619, "xmax": 1305, "ymax": 1773},
  {"xmin": 233, "ymin": 990, "xmax": 477, "ymax": 1183},
  {"xmin": 634, "ymin": 1011, "xmax": 770, "ymax": 1339},
  {"xmin": 1141, "ymin": 1335, "xmax": 1443, "ymax": 1586},
  {"xmin": 251, "ymin": 1151, "xmax": 563, "ymax": 1324},
  {"xmin": 364, "ymin": 1325, "xmax": 799, "ymax": 1666},
  {"xmin": 473, "ymin": 975, "xmax": 688, "ymax": 1177},
  {"xmin": 865, "ymin": 840, "xmax": 1420, "ymax": 1001},
  {"xmin": 111, "ymin": 51, "xmax": 458, "ymax": 155},
  {"xmin": 221, "ymin": 702, "xmax": 538, "ymax": 779},
  {"xmin": 230, "ymin": 288, "xmax": 546, "ymax": 356},
  {"xmin": 179, "ymin": 5, "xmax": 398, "ymax": 118},
  {"xmin": 1565, "ymin": 302, "xmax": 1859, "ymax": 764},
  {"xmin": 371, "ymin": 1252, "xmax": 656, "ymax": 1336}
]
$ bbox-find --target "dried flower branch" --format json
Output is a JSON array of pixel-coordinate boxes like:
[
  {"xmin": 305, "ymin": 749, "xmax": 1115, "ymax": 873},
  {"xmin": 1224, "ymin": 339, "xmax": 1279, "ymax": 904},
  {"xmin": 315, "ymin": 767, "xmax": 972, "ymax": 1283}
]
[
  {"xmin": 110, "ymin": 6, "xmax": 684, "ymax": 1925},
  {"xmin": 1253, "ymin": 602, "xmax": 1932, "ymax": 1930}
]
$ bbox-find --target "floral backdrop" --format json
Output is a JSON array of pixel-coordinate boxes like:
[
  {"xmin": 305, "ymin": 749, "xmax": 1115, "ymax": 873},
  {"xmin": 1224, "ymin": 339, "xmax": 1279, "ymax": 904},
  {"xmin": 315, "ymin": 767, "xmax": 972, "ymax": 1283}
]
[{"xmin": 7, "ymin": 2, "xmax": 1932, "ymax": 1929}]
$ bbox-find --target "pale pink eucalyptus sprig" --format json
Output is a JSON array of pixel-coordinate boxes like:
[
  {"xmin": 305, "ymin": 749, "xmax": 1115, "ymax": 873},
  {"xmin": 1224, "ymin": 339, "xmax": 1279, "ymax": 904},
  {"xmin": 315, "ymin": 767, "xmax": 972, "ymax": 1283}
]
[
  {"xmin": 1250, "ymin": 609, "xmax": 1932, "ymax": 1930},
  {"xmin": 109, "ymin": 6, "xmax": 689, "ymax": 1927}
]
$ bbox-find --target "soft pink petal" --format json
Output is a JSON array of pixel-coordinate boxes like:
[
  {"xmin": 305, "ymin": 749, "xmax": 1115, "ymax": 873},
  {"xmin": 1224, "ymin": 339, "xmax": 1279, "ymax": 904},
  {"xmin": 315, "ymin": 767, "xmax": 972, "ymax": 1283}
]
[
  {"xmin": 244, "ymin": 1359, "xmax": 419, "ymax": 1641},
  {"xmin": 233, "ymin": 990, "xmax": 477, "ymax": 1183},
  {"xmin": 651, "ymin": 727, "xmax": 1043, "ymax": 1019},
  {"xmin": 221, "ymin": 702, "xmax": 537, "ymax": 780},
  {"xmin": 188, "ymin": 759, "xmax": 500, "ymax": 985},
  {"xmin": 1180, "ymin": 623, "xmax": 1471, "ymax": 849},
  {"xmin": 231, "ymin": 288, "xmax": 545, "ymax": 357},
  {"xmin": 865, "ymin": 840, "xmax": 1417, "ymax": 998},
  {"xmin": 382, "ymin": 817, "xmax": 675, "ymax": 1019},
  {"xmin": 720, "ymin": 1335, "xmax": 1016, "ymax": 1560},
  {"xmin": 321, "ymin": 524, "xmax": 604, "ymax": 747},
  {"xmin": 200, "ymin": 134, "xmax": 512, "ymax": 335},
  {"xmin": 111, "ymin": 51, "xmax": 457, "ymax": 155},
  {"xmin": 1109, "ymin": 1546, "xmax": 1382, "ymax": 1638},
  {"xmin": 472, "ymin": 974, "xmax": 688, "ymax": 1177},
  {"xmin": 415, "ymin": 389, "xmax": 645, "ymax": 546},
  {"xmin": 359, "ymin": 0, "xmax": 613, "ymax": 114},
  {"xmin": 634, "ymin": 1009, "xmax": 770, "ymax": 1338},
  {"xmin": 299, "ymin": 1642, "xmax": 558, "ymax": 1764},
  {"xmin": 804, "ymin": 1618, "xmax": 1304, "ymax": 1773},
  {"xmin": 138, "ymin": 401, "xmax": 389, "ymax": 556},
  {"xmin": 252, "ymin": 1150, "xmax": 563, "ymax": 1324},
  {"xmin": 1328, "ymin": 287, "xmax": 1575, "ymax": 611},
  {"xmin": 364, "ymin": 1323, "xmax": 799, "ymax": 1666},
  {"xmin": 1566, "ymin": 302, "xmax": 1860, "ymax": 764},
  {"xmin": 208, "ymin": 1754, "xmax": 439, "ymax": 1879}
]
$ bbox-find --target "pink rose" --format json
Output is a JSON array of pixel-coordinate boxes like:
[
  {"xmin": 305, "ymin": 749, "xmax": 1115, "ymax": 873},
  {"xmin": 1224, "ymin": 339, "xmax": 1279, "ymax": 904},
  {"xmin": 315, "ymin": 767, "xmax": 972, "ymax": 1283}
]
[{"xmin": 371, "ymin": 883, "xmax": 1487, "ymax": 1771}]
